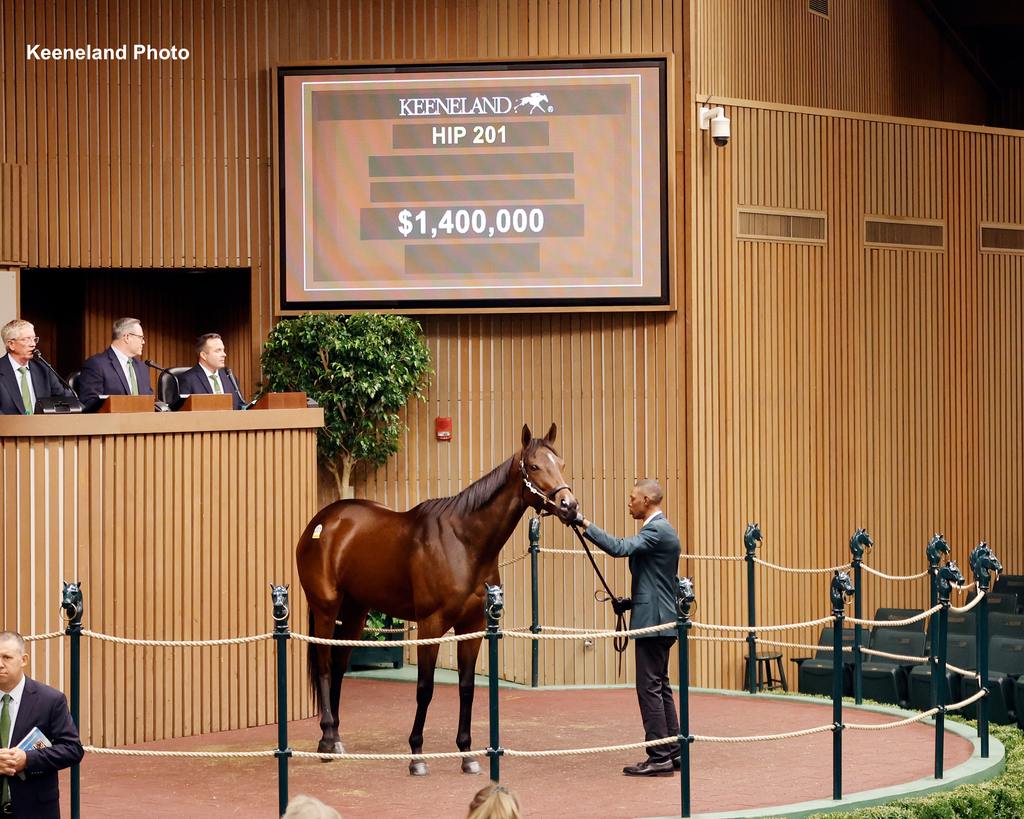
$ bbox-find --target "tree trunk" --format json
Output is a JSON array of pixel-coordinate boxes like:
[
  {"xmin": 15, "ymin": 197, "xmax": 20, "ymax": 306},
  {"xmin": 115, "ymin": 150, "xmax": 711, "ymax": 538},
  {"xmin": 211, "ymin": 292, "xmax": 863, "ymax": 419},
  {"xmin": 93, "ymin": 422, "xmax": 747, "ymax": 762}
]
[{"xmin": 326, "ymin": 457, "xmax": 355, "ymax": 500}]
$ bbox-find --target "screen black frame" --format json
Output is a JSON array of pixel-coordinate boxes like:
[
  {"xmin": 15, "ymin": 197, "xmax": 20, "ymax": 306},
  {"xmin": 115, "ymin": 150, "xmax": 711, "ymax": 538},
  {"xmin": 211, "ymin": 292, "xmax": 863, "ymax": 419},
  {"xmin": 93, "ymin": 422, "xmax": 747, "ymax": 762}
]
[{"xmin": 277, "ymin": 57, "xmax": 672, "ymax": 312}]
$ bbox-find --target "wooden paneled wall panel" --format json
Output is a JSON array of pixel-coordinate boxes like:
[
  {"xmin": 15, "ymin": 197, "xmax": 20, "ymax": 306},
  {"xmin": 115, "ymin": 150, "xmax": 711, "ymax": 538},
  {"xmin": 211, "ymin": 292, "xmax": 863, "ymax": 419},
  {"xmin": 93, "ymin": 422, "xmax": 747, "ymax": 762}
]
[
  {"xmin": 692, "ymin": 0, "xmax": 988, "ymax": 125},
  {"xmin": 0, "ymin": 424, "xmax": 317, "ymax": 745},
  {"xmin": 690, "ymin": 100, "xmax": 1024, "ymax": 689},
  {"xmin": 0, "ymin": 163, "xmax": 26, "ymax": 265}
]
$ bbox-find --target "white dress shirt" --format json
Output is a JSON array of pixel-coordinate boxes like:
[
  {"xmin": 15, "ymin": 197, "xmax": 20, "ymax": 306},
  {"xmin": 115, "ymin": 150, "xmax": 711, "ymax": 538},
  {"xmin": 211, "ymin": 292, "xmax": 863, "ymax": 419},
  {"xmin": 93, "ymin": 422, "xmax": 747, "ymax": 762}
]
[
  {"xmin": 110, "ymin": 346, "xmax": 137, "ymax": 390},
  {"xmin": 0, "ymin": 674, "xmax": 27, "ymax": 747},
  {"xmin": 642, "ymin": 510, "xmax": 664, "ymax": 528},
  {"xmin": 6, "ymin": 355, "xmax": 36, "ymax": 411}
]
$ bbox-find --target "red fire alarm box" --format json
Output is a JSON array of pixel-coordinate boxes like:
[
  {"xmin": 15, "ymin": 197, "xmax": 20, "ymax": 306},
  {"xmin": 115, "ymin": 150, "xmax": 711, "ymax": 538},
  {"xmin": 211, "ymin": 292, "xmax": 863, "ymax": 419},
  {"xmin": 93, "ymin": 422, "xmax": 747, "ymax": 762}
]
[{"xmin": 435, "ymin": 417, "xmax": 453, "ymax": 441}]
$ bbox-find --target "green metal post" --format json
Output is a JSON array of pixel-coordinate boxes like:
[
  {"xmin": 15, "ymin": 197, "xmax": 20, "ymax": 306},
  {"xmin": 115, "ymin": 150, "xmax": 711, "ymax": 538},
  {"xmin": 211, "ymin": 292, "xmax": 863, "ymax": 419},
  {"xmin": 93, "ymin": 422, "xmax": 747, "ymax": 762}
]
[
  {"xmin": 676, "ymin": 577, "xmax": 695, "ymax": 819},
  {"xmin": 62, "ymin": 583, "xmax": 84, "ymax": 819},
  {"xmin": 852, "ymin": 558, "xmax": 863, "ymax": 705},
  {"xmin": 743, "ymin": 524, "xmax": 761, "ymax": 694},
  {"xmin": 271, "ymin": 586, "xmax": 292, "ymax": 816},
  {"xmin": 529, "ymin": 516, "xmax": 541, "ymax": 688},
  {"xmin": 485, "ymin": 584, "xmax": 504, "ymax": 782},
  {"xmin": 832, "ymin": 605, "xmax": 844, "ymax": 800},
  {"xmin": 934, "ymin": 572, "xmax": 951, "ymax": 780},
  {"xmin": 926, "ymin": 535, "xmax": 947, "ymax": 710},
  {"xmin": 969, "ymin": 542, "xmax": 1000, "ymax": 760}
]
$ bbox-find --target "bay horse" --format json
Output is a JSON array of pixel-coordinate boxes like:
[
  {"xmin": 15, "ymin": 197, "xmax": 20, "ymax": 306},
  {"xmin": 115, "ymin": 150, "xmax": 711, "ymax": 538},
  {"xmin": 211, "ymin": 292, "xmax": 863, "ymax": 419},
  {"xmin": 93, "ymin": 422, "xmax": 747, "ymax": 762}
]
[{"xmin": 297, "ymin": 423, "xmax": 578, "ymax": 775}]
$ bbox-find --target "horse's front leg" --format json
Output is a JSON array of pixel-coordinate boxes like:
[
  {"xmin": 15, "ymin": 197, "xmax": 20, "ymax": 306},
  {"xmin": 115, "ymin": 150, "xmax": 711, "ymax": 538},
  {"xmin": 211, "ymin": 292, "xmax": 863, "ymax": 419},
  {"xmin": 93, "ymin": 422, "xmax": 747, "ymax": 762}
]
[
  {"xmin": 408, "ymin": 638, "xmax": 440, "ymax": 776},
  {"xmin": 455, "ymin": 632, "xmax": 485, "ymax": 774}
]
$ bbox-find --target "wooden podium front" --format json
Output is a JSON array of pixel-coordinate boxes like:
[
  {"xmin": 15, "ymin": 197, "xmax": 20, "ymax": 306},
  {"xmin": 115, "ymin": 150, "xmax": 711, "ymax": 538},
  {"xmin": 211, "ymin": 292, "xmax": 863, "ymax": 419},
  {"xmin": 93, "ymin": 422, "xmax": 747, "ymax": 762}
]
[
  {"xmin": 179, "ymin": 393, "xmax": 233, "ymax": 411},
  {"xmin": 252, "ymin": 391, "xmax": 307, "ymax": 410},
  {"xmin": 96, "ymin": 394, "xmax": 154, "ymax": 413},
  {"xmin": 0, "ymin": 407, "xmax": 324, "ymax": 745}
]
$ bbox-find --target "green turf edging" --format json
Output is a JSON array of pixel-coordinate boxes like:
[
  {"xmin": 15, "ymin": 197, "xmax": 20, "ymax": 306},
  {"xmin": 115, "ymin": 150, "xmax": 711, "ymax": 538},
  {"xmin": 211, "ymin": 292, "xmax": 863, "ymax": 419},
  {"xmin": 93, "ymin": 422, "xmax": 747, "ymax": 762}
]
[{"xmin": 813, "ymin": 720, "xmax": 1023, "ymax": 819}]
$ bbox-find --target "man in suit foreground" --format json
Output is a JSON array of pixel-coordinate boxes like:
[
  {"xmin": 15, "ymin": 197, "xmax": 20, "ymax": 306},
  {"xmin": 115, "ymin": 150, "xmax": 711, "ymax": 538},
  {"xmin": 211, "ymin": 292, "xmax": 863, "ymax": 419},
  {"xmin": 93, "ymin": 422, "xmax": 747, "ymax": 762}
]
[
  {"xmin": 578, "ymin": 479, "xmax": 681, "ymax": 776},
  {"xmin": 176, "ymin": 333, "xmax": 244, "ymax": 409},
  {"xmin": 0, "ymin": 631, "xmax": 84, "ymax": 818},
  {"xmin": 0, "ymin": 320, "xmax": 76, "ymax": 415},
  {"xmin": 77, "ymin": 317, "xmax": 153, "ymax": 408}
]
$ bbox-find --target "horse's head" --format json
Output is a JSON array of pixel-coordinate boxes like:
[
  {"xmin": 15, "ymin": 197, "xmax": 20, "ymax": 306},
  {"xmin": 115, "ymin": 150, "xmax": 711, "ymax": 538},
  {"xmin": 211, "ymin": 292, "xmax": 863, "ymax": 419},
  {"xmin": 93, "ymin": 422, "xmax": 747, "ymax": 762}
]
[
  {"xmin": 743, "ymin": 522, "xmax": 762, "ymax": 556},
  {"xmin": 61, "ymin": 581, "xmax": 83, "ymax": 620},
  {"xmin": 519, "ymin": 423, "xmax": 578, "ymax": 524},
  {"xmin": 926, "ymin": 533, "xmax": 950, "ymax": 567},
  {"xmin": 969, "ymin": 542, "xmax": 1002, "ymax": 590},
  {"xmin": 830, "ymin": 570, "xmax": 855, "ymax": 611},
  {"xmin": 270, "ymin": 584, "xmax": 290, "ymax": 622},
  {"xmin": 677, "ymin": 576, "xmax": 696, "ymax": 618},
  {"xmin": 936, "ymin": 560, "xmax": 965, "ymax": 597},
  {"xmin": 849, "ymin": 528, "xmax": 873, "ymax": 561}
]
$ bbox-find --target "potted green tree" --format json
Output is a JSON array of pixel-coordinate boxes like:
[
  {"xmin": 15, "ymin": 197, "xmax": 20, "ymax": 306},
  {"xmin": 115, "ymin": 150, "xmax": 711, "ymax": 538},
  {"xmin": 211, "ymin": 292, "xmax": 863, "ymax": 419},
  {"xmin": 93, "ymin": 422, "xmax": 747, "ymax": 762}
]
[{"xmin": 260, "ymin": 312, "xmax": 432, "ymax": 668}]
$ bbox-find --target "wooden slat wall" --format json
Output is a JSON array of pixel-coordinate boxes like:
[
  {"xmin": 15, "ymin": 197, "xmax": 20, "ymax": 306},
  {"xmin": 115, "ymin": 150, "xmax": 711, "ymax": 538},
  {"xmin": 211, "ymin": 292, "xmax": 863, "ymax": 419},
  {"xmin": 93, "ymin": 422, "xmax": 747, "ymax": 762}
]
[
  {"xmin": 0, "ymin": 163, "xmax": 26, "ymax": 265},
  {"xmin": 692, "ymin": 0, "xmax": 988, "ymax": 124},
  {"xmin": 689, "ymin": 99, "xmax": 1024, "ymax": 690},
  {"xmin": 0, "ymin": 424, "xmax": 318, "ymax": 745}
]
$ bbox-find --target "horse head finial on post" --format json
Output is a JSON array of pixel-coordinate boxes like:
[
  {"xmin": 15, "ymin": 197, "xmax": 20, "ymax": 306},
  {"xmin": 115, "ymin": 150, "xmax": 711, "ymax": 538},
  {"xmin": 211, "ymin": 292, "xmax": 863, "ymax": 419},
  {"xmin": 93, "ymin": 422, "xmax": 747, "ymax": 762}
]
[
  {"xmin": 830, "ymin": 570, "xmax": 855, "ymax": 614},
  {"xmin": 743, "ymin": 523, "xmax": 762, "ymax": 559},
  {"xmin": 935, "ymin": 561, "xmax": 965, "ymax": 604},
  {"xmin": 969, "ymin": 543, "xmax": 1002, "ymax": 593},
  {"xmin": 270, "ymin": 584, "xmax": 290, "ymax": 625},
  {"xmin": 485, "ymin": 584, "xmax": 505, "ymax": 623},
  {"xmin": 61, "ymin": 581, "xmax": 83, "ymax": 623},
  {"xmin": 848, "ymin": 528, "xmax": 873, "ymax": 562},
  {"xmin": 926, "ymin": 534, "xmax": 950, "ymax": 569},
  {"xmin": 677, "ymin": 576, "xmax": 696, "ymax": 620}
]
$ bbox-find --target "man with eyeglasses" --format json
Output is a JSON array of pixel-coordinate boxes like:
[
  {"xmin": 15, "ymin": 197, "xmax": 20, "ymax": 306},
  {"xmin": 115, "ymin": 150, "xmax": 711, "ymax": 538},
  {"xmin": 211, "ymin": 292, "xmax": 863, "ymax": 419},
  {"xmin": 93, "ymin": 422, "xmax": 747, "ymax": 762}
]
[
  {"xmin": 77, "ymin": 317, "xmax": 154, "ymax": 408},
  {"xmin": 0, "ymin": 320, "xmax": 76, "ymax": 415}
]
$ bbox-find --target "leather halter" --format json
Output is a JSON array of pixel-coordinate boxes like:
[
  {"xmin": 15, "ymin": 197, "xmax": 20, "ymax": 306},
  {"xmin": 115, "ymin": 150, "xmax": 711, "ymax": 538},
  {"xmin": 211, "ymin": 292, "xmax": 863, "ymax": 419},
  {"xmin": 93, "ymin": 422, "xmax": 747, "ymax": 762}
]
[{"xmin": 519, "ymin": 457, "xmax": 570, "ymax": 514}]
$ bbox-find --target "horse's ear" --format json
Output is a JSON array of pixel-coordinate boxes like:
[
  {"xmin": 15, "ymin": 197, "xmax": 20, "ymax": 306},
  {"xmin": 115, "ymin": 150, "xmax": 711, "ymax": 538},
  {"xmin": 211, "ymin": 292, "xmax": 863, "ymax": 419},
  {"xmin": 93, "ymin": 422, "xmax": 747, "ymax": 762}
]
[
  {"xmin": 545, "ymin": 422, "xmax": 557, "ymax": 443},
  {"xmin": 521, "ymin": 424, "xmax": 532, "ymax": 448}
]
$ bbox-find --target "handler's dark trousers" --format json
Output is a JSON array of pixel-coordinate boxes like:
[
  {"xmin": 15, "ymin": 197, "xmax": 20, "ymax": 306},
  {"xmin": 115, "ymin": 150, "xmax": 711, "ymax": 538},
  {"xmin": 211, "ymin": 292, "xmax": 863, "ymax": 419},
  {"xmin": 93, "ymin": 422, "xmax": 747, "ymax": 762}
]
[{"xmin": 635, "ymin": 635, "xmax": 680, "ymax": 763}]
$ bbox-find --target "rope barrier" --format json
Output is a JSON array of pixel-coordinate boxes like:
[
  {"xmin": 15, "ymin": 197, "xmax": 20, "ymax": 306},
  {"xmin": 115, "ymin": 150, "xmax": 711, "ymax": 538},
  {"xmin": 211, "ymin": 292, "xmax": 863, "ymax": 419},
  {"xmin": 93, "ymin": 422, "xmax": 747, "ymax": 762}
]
[
  {"xmin": 23, "ymin": 631, "xmax": 64, "ymax": 642},
  {"xmin": 860, "ymin": 564, "xmax": 930, "ymax": 581},
  {"xmin": 946, "ymin": 662, "xmax": 978, "ymax": 680},
  {"xmin": 679, "ymin": 554, "xmax": 745, "ymax": 562},
  {"xmin": 498, "ymin": 552, "xmax": 529, "ymax": 568},
  {"xmin": 859, "ymin": 647, "xmax": 928, "ymax": 664},
  {"xmin": 293, "ymin": 630, "xmax": 486, "ymax": 648},
  {"xmin": 943, "ymin": 688, "xmax": 987, "ymax": 711},
  {"xmin": 693, "ymin": 724, "xmax": 836, "ymax": 743},
  {"xmin": 692, "ymin": 615, "xmax": 835, "ymax": 633},
  {"xmin": 85, "ymin": 746, "xmax": 276, "ymax": 758},
  {"xmin": 81, "ymin": 629, "xmax": 273, "ymax": 647},
  {"xmin": 291, "ymin": 749, "xmax": 485, "ymax": 761},
  {"xmin": 757, "ymin": 639, "xmax": 852, "ymax": 653},
  {"xmin": 950, "ymin": 591, "xmax": 984, "ymax": 614},
  {"xmin": 502, "ymin": 736, "xmax": 678, "ymax": 758},
  {"xmin": 752, "ymin": 557, "xmax": 850, "ymax": 575},
  {"xmin": 845, "ymin": 709, "xmax": 939, "ymax": 730},
  {"xmin": 691, "ymin": 635, "xmax": 749, "ymax": 644},
  {"xmin": 845, "ymin": 605, "xmax": 941, "ymax": 628}
]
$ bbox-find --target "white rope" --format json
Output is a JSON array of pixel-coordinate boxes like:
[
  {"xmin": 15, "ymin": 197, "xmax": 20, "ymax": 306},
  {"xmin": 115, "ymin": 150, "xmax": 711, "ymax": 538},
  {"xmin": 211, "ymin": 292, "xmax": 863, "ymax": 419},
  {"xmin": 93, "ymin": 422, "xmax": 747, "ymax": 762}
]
[
  {"xmin": 846, "ymin": 605, "xmax": 941, "ymax": 628},
  {"xmin": 292, "ymin": 749, "xmax": 485, "ymax": 761},
  {"xmin": 859, "ymin": 647, "xmax": 928, "ymax": 664},
  {"xmin": 82, "ymin": 629, "xmax": 273, "ymax": 647},
  {"xmin": 537, "ymin": 548, "xmax": 594, "ymax": 555},
  {"xmin": 505, "ymin": 622, "xmax": 679, "ymax": 640},
  {"xmin": 846, "ymin": 709, "xmax": 939, "ymax": 730},
  {"xmin": 757, "ymin": 639, "xmax": 852, "ymax": 654},
  {"xmin": 498, "ymin": 552, "xmax": 529, "ymax": 568},
  {"xmin": 753, "ymin": 557, "xmax": 850, "ymax": 575},
  {"xmin": 946, "ymin": 662, "xmax": 977, "ymax": 679},
  {"xmin": 860, "ymin": 564, "xmax": 929, "ymax": 581},
  {"xmin": 692, "ymin": 615, "xmax": 835, "ymax": 633},
  {"xmin": 950, "ymin": 591, "xmax": 984, "ymax": 614},
  {"xmin": 953, "ymin": 581, "xmax": 978, "ymax": 593},
  {"xmin": 24, "ymin": 631, "xmax": 64, "ymax": 642},
  {"xmin": 679, "ymin": 554, "xmax": 745, "ymax": 562},
  {"xmin": 503, "ymin": 736, "xmax": 678, "ymax": 758},
  {"xmin": 693, "ymin": 724, "xmax": 836, "ymax": 743},
  {"xmin": 293, "ymin": 630, "xmax": 486, "ymax": 647},
  {"xmin": 86, "ymin": 746, "xmax": 276, "ymax": 758},
  {"xmin": 945, "ymin": 688, "xmax": 987, "ymax": 710}
]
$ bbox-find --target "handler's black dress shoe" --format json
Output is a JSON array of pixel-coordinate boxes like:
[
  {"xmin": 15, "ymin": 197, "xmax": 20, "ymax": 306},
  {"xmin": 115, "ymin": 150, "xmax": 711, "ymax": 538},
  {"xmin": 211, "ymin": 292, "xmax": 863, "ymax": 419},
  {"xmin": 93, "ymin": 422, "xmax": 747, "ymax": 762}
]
[
  {"xmin": 622, "ymin": 759, "xmax": 674, "ymax": 777},
  {"xmin": 672, "ymin": 753, "xmax": 681, "ymax": 770}
]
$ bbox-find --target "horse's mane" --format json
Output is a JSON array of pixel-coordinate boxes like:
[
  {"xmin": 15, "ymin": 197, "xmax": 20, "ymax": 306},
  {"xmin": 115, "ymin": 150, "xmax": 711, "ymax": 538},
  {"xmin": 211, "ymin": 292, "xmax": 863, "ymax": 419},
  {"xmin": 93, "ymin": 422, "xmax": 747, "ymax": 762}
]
[{"xmin": 417, "ymin": 439, "xmax": 557, "ymax": 518}]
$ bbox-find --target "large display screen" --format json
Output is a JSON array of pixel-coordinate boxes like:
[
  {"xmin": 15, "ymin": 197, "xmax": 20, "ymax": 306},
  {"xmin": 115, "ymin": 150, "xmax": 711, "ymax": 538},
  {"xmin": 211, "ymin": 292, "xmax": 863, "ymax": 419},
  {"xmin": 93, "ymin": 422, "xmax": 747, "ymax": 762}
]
[{"xmin": 278, "ymin": 58, "xmax": 670, "ymax": 310}]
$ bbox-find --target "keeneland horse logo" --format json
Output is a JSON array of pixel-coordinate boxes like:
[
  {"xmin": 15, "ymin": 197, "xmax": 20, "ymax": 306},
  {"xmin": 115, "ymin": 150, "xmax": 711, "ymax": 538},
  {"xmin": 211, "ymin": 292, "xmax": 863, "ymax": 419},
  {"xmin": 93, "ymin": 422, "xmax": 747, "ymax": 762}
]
[{"xmin": 513, "ymin": 92, "xmax": 552, "ymax": 114}]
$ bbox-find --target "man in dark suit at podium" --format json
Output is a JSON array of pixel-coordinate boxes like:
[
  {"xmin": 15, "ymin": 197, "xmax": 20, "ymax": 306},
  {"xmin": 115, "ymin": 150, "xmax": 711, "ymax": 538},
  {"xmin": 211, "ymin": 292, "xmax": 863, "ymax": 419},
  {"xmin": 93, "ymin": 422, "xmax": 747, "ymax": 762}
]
[
  {"xmin": 0, "ymin": 631, "xmax": 84, "ymax": 819},
  {"xmin": 177, "ymin": 333, "xmax": 244, "ymax": 409},
  {"xmin": 77, "ymin": 317, "xmax": 153, "ymax": 407},
  {"xmin": 0, "ymin": 320, "xmax": 77, "ymax": 415}
]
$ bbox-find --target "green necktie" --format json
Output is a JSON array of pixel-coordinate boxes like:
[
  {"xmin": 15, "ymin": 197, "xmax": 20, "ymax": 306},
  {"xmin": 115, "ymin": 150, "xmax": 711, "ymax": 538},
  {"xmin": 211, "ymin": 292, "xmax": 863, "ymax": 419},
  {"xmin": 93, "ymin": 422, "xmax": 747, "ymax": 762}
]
[
  {"xmin": 17, "ymin": 366, "xmax": 32, "ymax": 415},
  {"xmin": 127, "ymin": 360, "xmax": 139, "ymax": 395},
  {"xmin": 1, "ymin": 692, "xmax": 11, "ymax": 807},
  {"xmin": 210, "ymin": 372, "xmax": 223, "ymax": 394}
]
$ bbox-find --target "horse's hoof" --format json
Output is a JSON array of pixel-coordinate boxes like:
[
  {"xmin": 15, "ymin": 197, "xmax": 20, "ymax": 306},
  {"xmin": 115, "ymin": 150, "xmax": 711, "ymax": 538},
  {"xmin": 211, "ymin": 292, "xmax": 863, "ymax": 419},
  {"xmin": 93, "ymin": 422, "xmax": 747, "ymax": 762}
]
[
  {"xmin": 333, "ymin": 741, "xmax": 345, "ymax": 754},
  {"xmin": 409, "ymin": 760, "xmax": 429, "ymax": 776},
  {"xmin": 461, "ymin": 758, "xmax": 482, "ymax": 775},
  {"xmin": 317, "ymin": 739, "xmax": 344, "ymax": 761}
]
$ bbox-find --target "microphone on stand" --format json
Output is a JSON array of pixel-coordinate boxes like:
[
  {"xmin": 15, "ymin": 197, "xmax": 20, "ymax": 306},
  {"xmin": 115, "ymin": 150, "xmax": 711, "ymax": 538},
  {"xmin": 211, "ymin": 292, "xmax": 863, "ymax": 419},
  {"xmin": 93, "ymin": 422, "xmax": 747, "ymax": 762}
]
[
  {"xmin": 222, "ymin": 367, "xmax": 247, "ymax": 410},
  {"xmin": 31, "ymin": 349, "xmax": 85, "ymax": 413},
  {"xmin": 144, "ymin": 359, "xmax": 181, "ymax": 411}
]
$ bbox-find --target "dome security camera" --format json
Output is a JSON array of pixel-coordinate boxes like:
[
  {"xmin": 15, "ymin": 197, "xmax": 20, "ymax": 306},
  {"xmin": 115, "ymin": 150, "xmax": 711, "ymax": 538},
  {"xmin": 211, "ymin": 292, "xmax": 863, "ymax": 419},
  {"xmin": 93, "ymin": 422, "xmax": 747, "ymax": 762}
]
[{"xmin": 699, "ymin": 105, "xmax": 731, "ymax": 148}]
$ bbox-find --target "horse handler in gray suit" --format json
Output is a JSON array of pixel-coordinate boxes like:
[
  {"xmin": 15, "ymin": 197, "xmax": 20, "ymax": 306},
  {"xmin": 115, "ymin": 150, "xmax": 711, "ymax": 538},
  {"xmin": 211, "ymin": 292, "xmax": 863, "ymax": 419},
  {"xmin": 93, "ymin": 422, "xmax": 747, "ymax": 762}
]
[{"xmin": 575, "ymin": 478, "xmax": 681, "ymax": 777}]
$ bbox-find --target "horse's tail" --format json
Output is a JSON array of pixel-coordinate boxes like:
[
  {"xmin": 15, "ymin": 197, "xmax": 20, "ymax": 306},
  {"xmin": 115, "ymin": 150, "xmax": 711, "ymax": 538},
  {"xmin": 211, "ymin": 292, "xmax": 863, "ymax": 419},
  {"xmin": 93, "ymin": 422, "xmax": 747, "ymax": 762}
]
[{"xmin": 306, "ymin": 607, "xmax": 319, "ymax": 707}]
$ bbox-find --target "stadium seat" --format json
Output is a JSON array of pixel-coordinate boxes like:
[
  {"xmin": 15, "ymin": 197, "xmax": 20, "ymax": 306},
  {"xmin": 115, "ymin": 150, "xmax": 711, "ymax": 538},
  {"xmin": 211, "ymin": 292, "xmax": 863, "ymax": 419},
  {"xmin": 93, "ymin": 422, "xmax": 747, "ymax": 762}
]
[
  {"xmin": 872, "ymin": 608, "xmax": 925, "ymax": 631},
  {"xmin": 908, "ymin": 634, "xmax": 976, "ymax": 713},
  {"xmin": 989, "ymin": 612, "xmax": 1024, "ymax": 640},
  {"xmin": 860, "ymin": 630, "xmax": 927, "ymax": 707},
  {"xmin": 795, "ymin": 627, "xmax": 855, "ymax": 697},
  {"xmin": 962, "ymin": 636, "xmax": 1024, "ymax": 724}
]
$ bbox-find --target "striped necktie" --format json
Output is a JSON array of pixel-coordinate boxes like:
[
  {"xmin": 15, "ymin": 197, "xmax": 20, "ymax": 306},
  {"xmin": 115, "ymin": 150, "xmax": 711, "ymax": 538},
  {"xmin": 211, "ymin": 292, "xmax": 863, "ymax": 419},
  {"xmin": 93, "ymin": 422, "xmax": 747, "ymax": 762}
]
[{"xmin": 17, "ymin": 366, "xmax": 33, "ymax": 414}]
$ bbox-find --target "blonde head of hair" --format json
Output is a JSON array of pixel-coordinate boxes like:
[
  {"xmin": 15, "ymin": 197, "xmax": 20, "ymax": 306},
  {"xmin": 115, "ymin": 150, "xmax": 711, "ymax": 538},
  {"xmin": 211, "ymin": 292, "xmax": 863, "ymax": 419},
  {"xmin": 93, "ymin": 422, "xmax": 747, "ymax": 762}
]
[{"xmin": 467, "ymin": 782, "xmax": 522, "ymax": 819}]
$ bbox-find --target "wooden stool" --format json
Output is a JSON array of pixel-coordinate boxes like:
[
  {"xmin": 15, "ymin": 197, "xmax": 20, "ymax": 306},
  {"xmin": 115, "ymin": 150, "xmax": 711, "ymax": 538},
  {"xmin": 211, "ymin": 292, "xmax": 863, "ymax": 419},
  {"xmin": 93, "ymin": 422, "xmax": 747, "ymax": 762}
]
[{"xmin": 744, "ymin": 652, "xmax": 788, "ymax": 691}]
